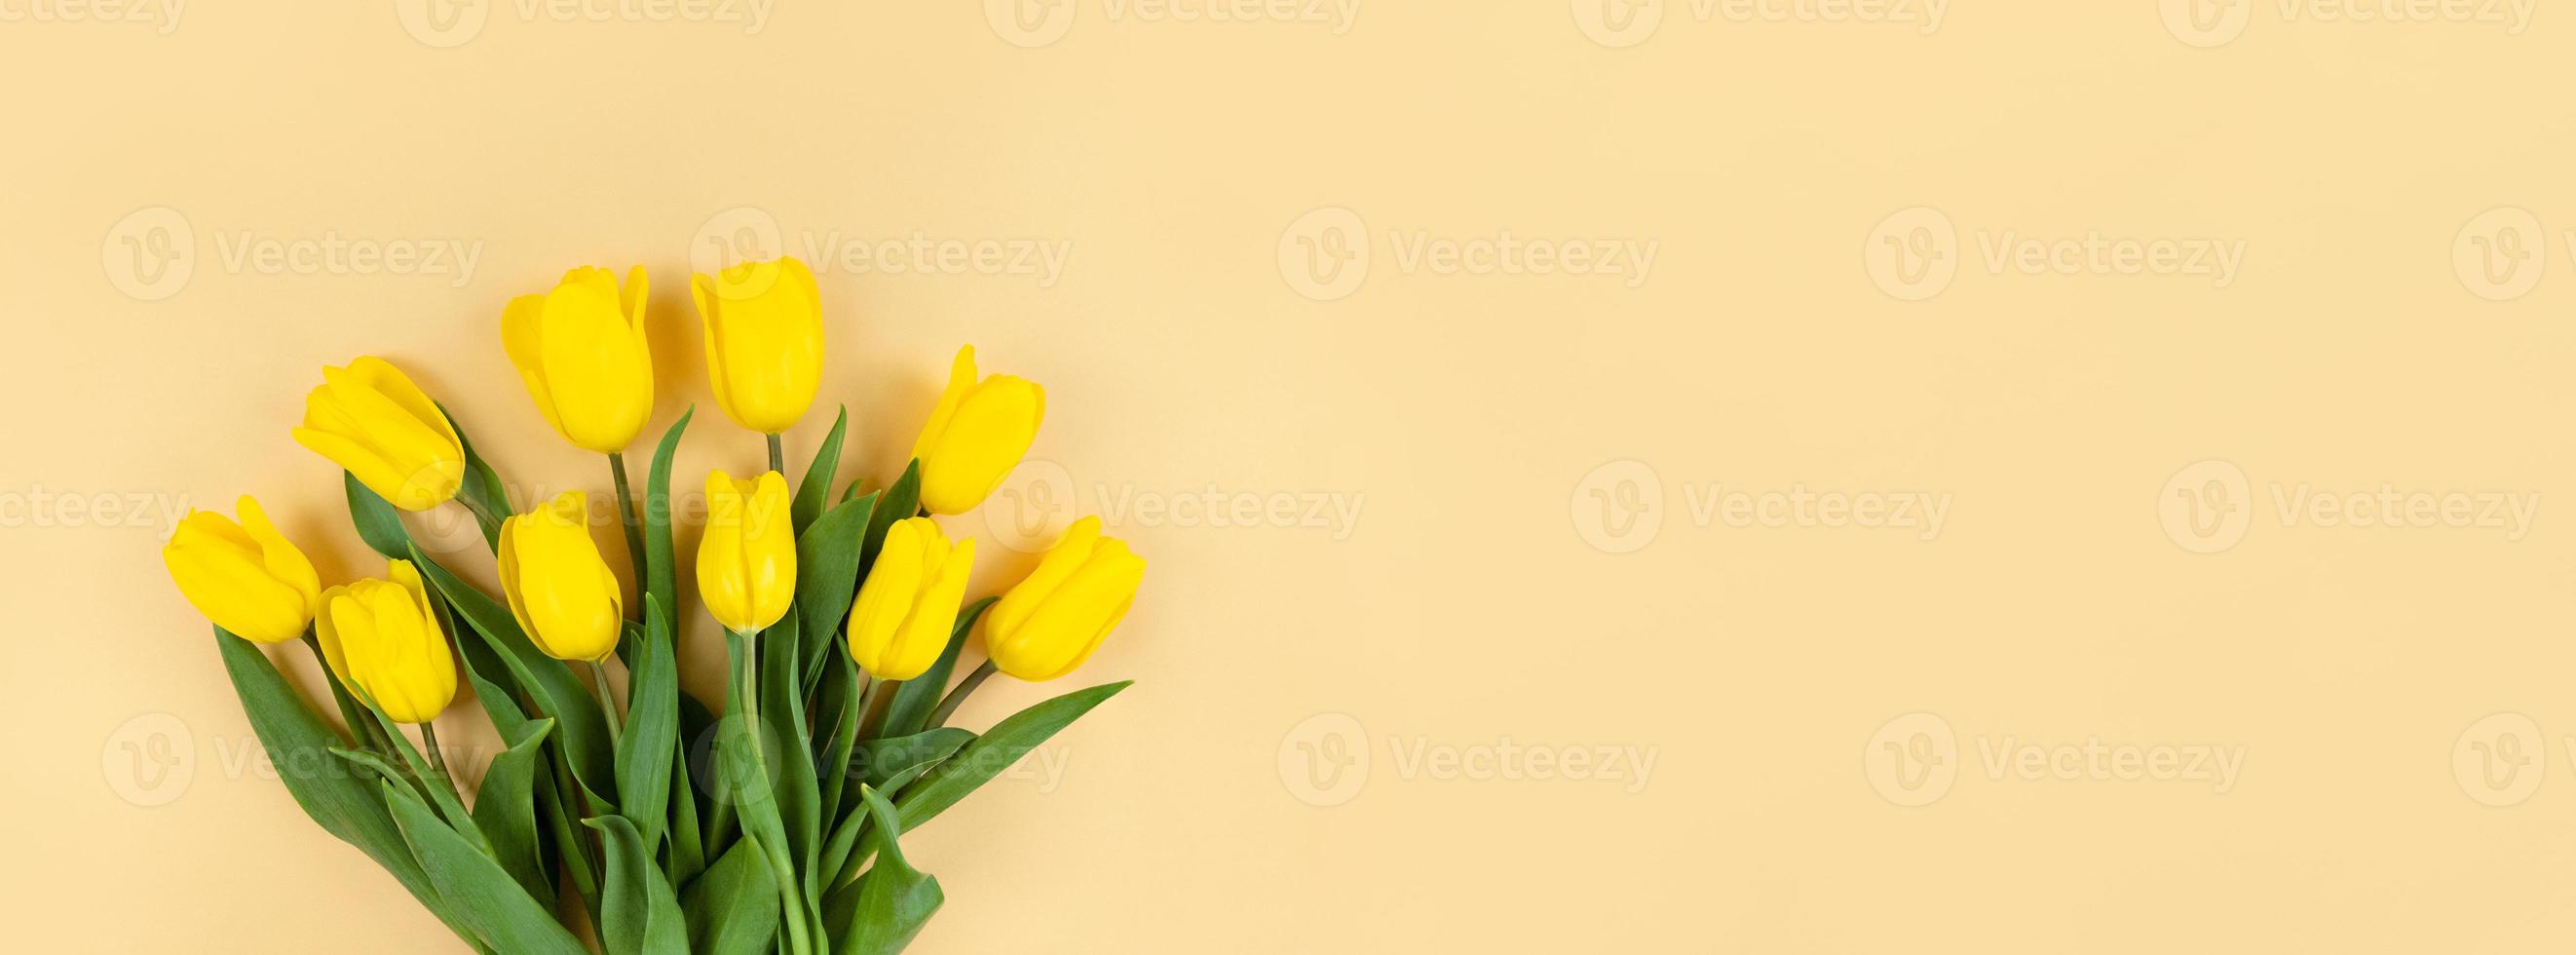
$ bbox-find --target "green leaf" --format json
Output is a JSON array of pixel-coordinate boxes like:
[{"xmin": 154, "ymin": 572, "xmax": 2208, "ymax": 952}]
[
  {"xmin": 819, "ymin": 728, "xmax": 971, "ymax": 885},
  {"xmin": 436, "ymin": 400, "xmax": 512, "ymax": 551},
  {"xmin": 344, "ymin": 471, "xmax": 413, "ymax": 559},
  {"xmin": 837, "ymin": 785, "xmax": 943, "ymax": 955},
  {"xmin": 793, "ymin": 406, "xmax": 849, "ymax": 534},
  {"xmin": 587, "ymin": 815, "xmax": 692, "ymax": 955},
  {"xmin": 680, "ymin": 836, "xmax": 779, "ymax": 955},
  {"xmin": 858, "ymin": 460, "xmax": 922, "ymax": 573},
  {"xmin": 644, "ymin": 407, "xmax": 693, "ymax": 630},
  {"xmin": 383, "ymin": 781, "xmax": 590, "ymax": 955},
  {"xmin": 212, "ymin": 630, "xmax": 486, "ymax": 949},
  {"xmin": 814, "ymin": 650, "xmax": 864, "ymax": 831},
  {"xmin": 880, "ymin": 597, "xmax": 997, "ymax": 740},
  {"xmin": 455, "ymin": 628, "xmax": 591, "ymax": 911},
  {"xmin": 715, "ymin": 631, "xmax": 795, "ymax": 901},
  {"xmin": 412, "ymin": 547, "xmax": 619, "ymax": 807},
  {"xmin": 854, "ymin": 728, "xmax": 976, "ymax": 791},
  {"xmin": 760, "ymin": 615, "xmax": 823, "ymax": 907},
  {"xmin": 795, "ymin": 491, "xmax": 879, "ymax": 692},
  {"xmin": 896, "ymin": 681, "xmax": 1133, "ymax": 832},
  {"xmin": 616, "ymin": 594, "xmax": 679, "ymax": 851},
  {"xmin": 473, "ymin": 718, "xmax": 559, "ymax": 904}
]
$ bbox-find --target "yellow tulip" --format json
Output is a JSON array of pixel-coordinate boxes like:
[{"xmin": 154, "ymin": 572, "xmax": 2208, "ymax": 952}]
[
  {"xmin": 983, "ymin": 516, "xmax": 1144, "ymax": 681},
  {"xmin": 163, "ymin": 495, "xmax": 322, "ymax": 644},
  {"xmin": 698, "ymin": 470, "xmax": 796, "ymax": 632},
  {"xmin": 499, "ymin": 491, "xmax": 624, "ymax": 662},
  {"xmin": 846, "ymin": 517, "xmax": 975, "ymax": 680},
  {"xmin": 315, "ymin": 559, "xmax": 458, "ymax": 724},
  {"xmin": 291, "ymin": 357, "xmax": 466, "ymax": 512},
  {"xmin": 910, "ymin": 345, "xmax": 1045, "ymax": 515},
  {"xmin": 693, "ymin": 256, "xmax": 823, "ymax": 435},
  {"xmin": 503, "ymin": 266, "xmax": 655, "ymax": 453}
]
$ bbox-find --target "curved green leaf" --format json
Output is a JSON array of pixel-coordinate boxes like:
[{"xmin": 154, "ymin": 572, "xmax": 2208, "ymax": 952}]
[
  {"xmin": 383, "ymin": 781, "xmax": 589, "ymax": 955},
  {"xmin": 212, "ymin": 630, "xmax": 487, "ymax": 950},
  {"xmin": 793, "ymin": 406, "xmax": 849, "ymax": 534},
  {"xmin": 644, "ymin": 407, "xmax": 693, "ymax": 629},
  {"xmin": 896, "ymin": 680, "xmax": 1132, "ymax": 832},
  {"xmin": 796, "ymin": 492, "xmax": 878, "ymax": 691},
  {"xmin": 587, "ymin": 815, "xmax": 692, "ymax": 955},
  {"xmin": 681, "ymin": 836, "xmax": 779, "ymax": 955},
  {"xmin": 616, "ymin": 594, "xmax": 679, "ymax": 851},
  {"xmin": 474, "ymin": 717, "xmax": 559, "ymax": 904},
  {"xmin": 837, "ymin": 785, "xmax": 942, "ymax": 955},
  {"xmin": 858, "ymin": 460, "xmax": 921, "ymax": 573},
  {"xmin": 344, "ymin": 471, "xmax": 413, "ymax": 559}
]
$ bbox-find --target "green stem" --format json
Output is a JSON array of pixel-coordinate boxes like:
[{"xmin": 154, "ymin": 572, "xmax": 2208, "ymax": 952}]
[
  {"xmin": 927, "ymin": 660, "xmax": 1000, "ymax": 729},
  {"xmin": 766, "ymin": 433, "xmax": 785, "ymax": 475},
  {"xmin": 730, "ymin": 631, "xmax": 814, "ymax": 955},
  {"xmin": 607, "ymin": 451, "xmax": 648, "ymax": 592},
  {"xmin": 418, "ymin": 720, "xmax": 453, "ymax": 784},
  {"xmin": 855, "ymin": 677, "xmax": 900, "ymax": 742},
  {"xmin": 587, "ymin": 659, "xmax": 625, "ymax": 747},
  {"xmin": 454, "ymin": 493, "xmax": 507, "ymax": 545}
]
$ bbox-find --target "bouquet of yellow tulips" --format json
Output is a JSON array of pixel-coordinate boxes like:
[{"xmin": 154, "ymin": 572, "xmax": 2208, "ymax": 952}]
[{"xmin": 162, "ymin": 258, "xmax": 1143, "ymax": 954}]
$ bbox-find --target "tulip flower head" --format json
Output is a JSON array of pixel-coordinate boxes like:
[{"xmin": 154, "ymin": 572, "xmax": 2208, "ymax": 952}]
[
  {"xmin": 698, "ymin": 469, "xmax": 797, "ymax": 633},
  {"xmin": 504, "ymin": 266, "xmax": 655, "ymax": 453},
  {"xmin": 983, "ymin": 516, "xmax": 1144, "ymax": 681},
  {"xmin": 163, "ymin": 495, "xmax": 322, "ymax": 644},
  {"xmin": 291, "ymin": 357, "xmax": 467, "ymax": 512},
  {"xmin": 694, "ymin": 256, "xmax": 823, "ymax": 435},
  {"xmin": 500, "ymin": 490, "xmax": 624, "ymax": 662},
  {"xmin": 315, "ymin": 559, "xmax": 458, "ymax": 724},
  {"xmin": 847, "ymin": 517, "xmax": 976, "ymax": 681},
  {"xmin": 911, "ymin": 345, "xmax": 1045, "ymax": 516}
]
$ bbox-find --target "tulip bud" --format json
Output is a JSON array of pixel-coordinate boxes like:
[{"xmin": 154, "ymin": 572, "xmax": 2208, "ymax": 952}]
[
  {"xmin": 693, "ymin": 256, "xmax": 823, "ymax": 435},
  {"xmin": 983, "ymin": 516, "xmax": 1144, "ymax": 681},
  {"xmin": 315, "ymin": 559, "xmax": 458, "ymax": 724},
  {"xmin": 163, "ymin": 495, "xmax": 322, "ymax": 644},
  {"xmin": 503, "ymin": 266, "xmax": 655, "ymax": 453},
  {"xmin": 847, "ymin": 517, "xmax": 975, "ymax": 680},
  {"xmin": 910, "ymin": 345, "xmax": 1044, "ymax": 515},
  {"xmin": 499, "ymin": 491, "xmax": 624, "ymax": 662},
  {"xmin": 291, "ymin": 357, "xmax": 467, "ymax": 512},
  {"xmin": 698, "ymin": 470, "xmax": 796, "ymax": 633}
]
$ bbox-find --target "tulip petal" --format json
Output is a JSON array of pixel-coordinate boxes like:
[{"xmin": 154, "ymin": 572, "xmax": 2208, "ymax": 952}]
[
  {"xmin": 236, "ymin": 496, "xmax": 321, "ymax": 618},
  {"xmin": 909, "ymin": 345, "xmax": 977, "ymax": 463},
  {"xmin": 502, "ymin": 293, "xmax": 567, "ymax": 437},
  {"xmin": 987, "ymin": 516, "xmax": 1100, "ymax": 639}
]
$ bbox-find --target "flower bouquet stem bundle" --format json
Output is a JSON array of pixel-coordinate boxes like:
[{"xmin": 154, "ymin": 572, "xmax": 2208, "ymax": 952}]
[{"xmin": 165, "ymin": 257, "xmax": 1144, "ymax": 954}]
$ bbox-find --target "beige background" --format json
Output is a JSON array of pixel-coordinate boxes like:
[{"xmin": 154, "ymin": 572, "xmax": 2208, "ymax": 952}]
[{"xmin": 5, "ymin": 1, "xmax": 2576, "ymax": 951}]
